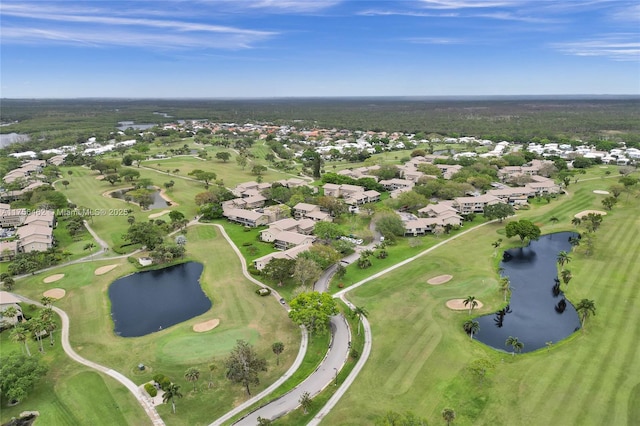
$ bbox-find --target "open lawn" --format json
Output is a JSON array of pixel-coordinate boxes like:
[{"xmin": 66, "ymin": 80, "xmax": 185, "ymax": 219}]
[
  {"xmin": 141, "ymin": 154, "xmax": 293, "ymax": 188},
  {"xmin": 9, "ymin": 224, "xmax": 301, "ymax": 426},
  {"xmin": 322, "ymin": 175, "xmax": 640, "ymax": 425}
]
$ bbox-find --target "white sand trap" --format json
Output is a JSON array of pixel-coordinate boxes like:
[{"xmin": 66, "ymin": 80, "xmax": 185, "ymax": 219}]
[
  {"xmin": 43, "ymin": 274, "xmax": 64, "ymax": 283},
  {"xmin": 43, "ymin": 288, "xmax": 66, "ymax": 299},
  {"xmin": 148, "ymin": 210, "xmax": 170, "ymax": 219},
  {"xmin": 95, "ymin": 175, "xmax": 104, "ymax": 180},
  {"xmin": 428, "ymin": 275, "xmax": 453, "ymax": 285},
  {"xmin": 574, "ymin": 210, "xmax": 607, "ymax": 219},
  {"xmin": 95, "ymin": 264, "xmax": 118, "ymax": 276},
  {"xmin": 446, "ymin": 299, "xmax": 484, "ymax": 311},
  {"xmin": 593, "ymin": 190, "xmax": 610, "ymax": 195},
  {"xmin": 193, "ymin": 319, "xmax": 220, "ymax": 332}
]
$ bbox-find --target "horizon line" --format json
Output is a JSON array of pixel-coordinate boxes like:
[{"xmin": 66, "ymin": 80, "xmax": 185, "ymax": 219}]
[{"xmin": 3, "ymin": 94, "xmax": 640, "ymax": 101}]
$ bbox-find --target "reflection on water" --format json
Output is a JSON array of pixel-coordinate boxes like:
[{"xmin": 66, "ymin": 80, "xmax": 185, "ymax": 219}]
[
  {"xmin": 109, "ymin": 262, "xmax": 210, "ymax": 337},
  {"xmin": 475, "ymin": 232, "xmax": 581, "ymax": 353}
]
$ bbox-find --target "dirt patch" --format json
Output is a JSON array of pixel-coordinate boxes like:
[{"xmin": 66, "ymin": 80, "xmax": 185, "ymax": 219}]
[
  {"xmin": 574, "ymin": 210, "xmax": 607, "ymax": 219},
  {"xmin": 94, "ymin": 264, "xmax": 119, "ymax": 276},
  {"xmin": 593, "ymin": 190, "xmax": 610, "ymax": 195},
  {"xmin": 427, "ymin": 274, "xmax": 453, "ymax": 285},
  {"xmin": 148, "ymin": 210, "xmax": 170, "ymax": 219},
  {"xmin": 43, "ymin": 274, "xmax": 64, "ymax": 283},
  {"xmin": 43, "ymin": 288, "xmax": 66, "ymax": 299},
  {"xmin": 446, "ymin": 298, "xmax": 484, "ymax": 311},
  {"xmin": 193, "ymin": 319, "xmax": 220, "ymax": 332}
]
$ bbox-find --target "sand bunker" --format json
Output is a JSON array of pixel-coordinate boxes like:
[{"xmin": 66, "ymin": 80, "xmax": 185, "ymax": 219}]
[
  {"xmin": 95, "ymin": 175, "xmax": 104, "ymax": 180},
  {"xmin": 95, "ymin": 264, "xmax": 118, "ymax": 276},
  {"xmin": 43, "ymin": 288, "xmax": 66, "ymax": 299},
  {"xmin": 43, "ymin": 274, "xmax": 64, "ymax": 283},
  {"xmin": 593, "ymin": 190, "xmax": 610, "ymax": 195},
  {"xmin": 148, "ymin": 210, "xmax": 170, "ymax": 219},
  {"xmin": 428, "ymin": 275, "xmax": 453, "ymax": 285},
  {"xmin": 446, "ymin": 299, "xmax": 484, "ymax": 311},
  {"xmin": 574, "ymin": 210, "xmax": 607, "ymax": 219},
  {"xmin": 193, "ymin": 319, "xmax": 220, "ymax": 332}
]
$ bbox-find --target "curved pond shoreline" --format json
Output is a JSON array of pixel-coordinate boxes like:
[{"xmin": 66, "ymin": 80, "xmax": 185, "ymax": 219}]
[
  {"xmin": 475, "ymin": 232, "xmax": 581, "ymax": 353},
  {"xmin": 109, "ymin": 262, "xmax": 211, "ymax": 337}
]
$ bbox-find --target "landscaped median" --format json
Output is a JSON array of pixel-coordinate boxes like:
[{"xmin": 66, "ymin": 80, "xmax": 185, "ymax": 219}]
[
  {"xmin": 222, "ymin": 331, "xmax": 331, "ymax": 425},
  {"xmin": 271, "ymin": 302, "xmax": 366, "ymax": 425}
]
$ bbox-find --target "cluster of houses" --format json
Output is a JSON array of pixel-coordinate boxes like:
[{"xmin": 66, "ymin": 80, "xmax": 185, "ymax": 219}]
[
  {"xmin": 0, "ymin": 206, "xmax": 55, "ymax": 258},
  {"xmin": 224, "ymin": 158, "xmax": 562, "ymax": 272},
  {"xmin": 0, "ymin": 158, "xmax": 66, "ymax": 202}
]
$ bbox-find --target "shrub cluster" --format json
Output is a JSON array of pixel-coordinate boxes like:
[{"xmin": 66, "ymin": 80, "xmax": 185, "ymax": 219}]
[{"xmin": 144, "ymin": 382, "xmax": 157, "ymax": 397}]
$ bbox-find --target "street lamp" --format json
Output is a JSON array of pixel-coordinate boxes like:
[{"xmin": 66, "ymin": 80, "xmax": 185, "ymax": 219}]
[{"xmin": 333, "ymin": 368, "xmax": 338, "ymax": 386}]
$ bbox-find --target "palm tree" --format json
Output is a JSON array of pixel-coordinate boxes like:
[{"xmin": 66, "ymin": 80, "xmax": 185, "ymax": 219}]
[
  {"xmin": 560, "ymin": 269, "xmax": 572, "ymax": 286},
  {"xmin": 299, "ymin": 391, "xmax": 312, "ymax": 414},
  {"xmin": 442, "ymin": 407, "xmax": 456, "ymax": 425},
  {"xmin": 576, "ymin": 299, "xmax": 596, "ymax": 331},
  {"xmin": 40, "ymin": 296, "xmax": 54, "ymax": 307},
  {"xmin": 1, "ymin": 306, "xmax": 19, "ymax": 327},
  {"xmin": 208, "ymin": 363, "xmax": 216, "ymax": 388},
  {"xmin": 499, "ymin": 277, "xmax": 511, "ymax": 302},
  {"xmin": 463, "ymin": 319, "xmax": 480, "ymax": 340},
  {"xmin": 352, "ymin": 306, "xmax": 369, "ymax": 336},
  {"xmin": 30, "ymin": 317, "xmax": 47, "ymax": 353},
  {"xmin": 550, "ymin": 216, "xmax": 559, "ymax": 224},
  {"xmin": 44, "ymin": 317, "xmax": 57, "ymax": 346},
  {"xmin": 463, "ymin": 296, "xmax": 478, "ymax": 315},
  {"xmin": 184, "ymin": 367, "xmax": 200, "ymax": 392},
  {"xmin": 491, "ymin": 239, "xmax": 502, "ymax": 257},
  {"xmin": 272, "ymin": 342, "xmax": 285, "ymax": 366},
  {"xmin": 162, "ymin": 383, "xmax": 183, "ymax": 414},
  {"xmin": 505, "ymin": 336, "xmax": 524, "ymax": 356},
  {"xmin": 557, "ymin": 251, "xmax": 571, "ymax": 270},
  {"xmin": 2, "ymin": 276, "xmax": 15, "ymax": 291},
  {"xmin": 569, "ymin": 236, "xmax": 580, "ymax": 247},
  {"xmin": 10, "ymin": 325, "xmax": 31, "ymax": 356},
  {"xmin": 571, "ymin": 217, "xmax": 581, "ymax": 227}
]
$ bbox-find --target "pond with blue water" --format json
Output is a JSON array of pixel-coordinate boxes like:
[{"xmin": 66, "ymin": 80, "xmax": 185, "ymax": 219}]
[
  {"xmin": 475, "ymin": 232, "xmax": 581, "ymax": 353},
  {"xmin": 109, "ymin": 262, "xmax": 211, "ymax": 337}
]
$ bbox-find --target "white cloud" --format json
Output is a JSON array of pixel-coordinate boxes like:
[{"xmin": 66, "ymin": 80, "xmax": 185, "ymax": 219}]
[
  {"xmin": 551, "ymin": 34, "xmax": 640, "ymax": 61},
  {"xmin": 0, "ymin": 2, "xmax": 276, "ymax": 49},
  {"xmin": 419, "ymin": 0, "xmax": 525, "ymax": 9},
  {"xmin": 243, "ymin": 0, "xmax": 341, "ymax": 13}
]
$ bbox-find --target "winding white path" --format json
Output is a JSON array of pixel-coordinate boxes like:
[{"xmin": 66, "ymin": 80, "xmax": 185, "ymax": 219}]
[{"xmin": 14, "ymin": 295, "xmax": 165, "ymax": 426}]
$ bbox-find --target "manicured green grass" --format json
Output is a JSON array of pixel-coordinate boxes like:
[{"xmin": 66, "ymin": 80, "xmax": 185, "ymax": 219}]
[
  {"xmin": 322, "ymin": 174, "xmax": 640, "ymax": 425},
  {"xmin": 141, "ymin": 155, "xmax": 292, "ymax": 188},
  {"xmin": 0, "ymin": 316, "xmax": 148, "ymax": 425},
  {"xmin": 330, "ymin": 218, "xmax": 487, "ymax": 293},
  {"xmin": 274, "ymin": 301, "xmax": 367, "ymax": 425},
  {"xmin": 9, "ymin": 225, "xmax": 301, "ymax": 426}
]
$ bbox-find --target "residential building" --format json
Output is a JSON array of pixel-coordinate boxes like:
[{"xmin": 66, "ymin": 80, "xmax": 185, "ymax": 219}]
[
  {"xmin": 253, "ymin": 244, "xmax": 311, "ymax": 271},
  {"xmin": 223, "ymin": 208, "xmax": 269, "ymax": 227},
  {"xmin": 0, "ymin": 291, "xmax": 24, "ymax": 327}
]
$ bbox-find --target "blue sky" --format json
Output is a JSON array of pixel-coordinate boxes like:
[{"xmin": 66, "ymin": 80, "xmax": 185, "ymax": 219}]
[{"xmin": 1, "ymin": 0, "xmax": 639, "ymax": 98}]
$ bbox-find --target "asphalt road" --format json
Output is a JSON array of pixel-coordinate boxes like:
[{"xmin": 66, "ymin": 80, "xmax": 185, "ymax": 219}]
[{"xmin": 234, "ymin": 315, "xmax": 350, "ymax": 425}]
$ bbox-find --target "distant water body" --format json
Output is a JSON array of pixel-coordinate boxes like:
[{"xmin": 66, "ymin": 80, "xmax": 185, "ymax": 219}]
[{"xmin": 0, "ymin": 133, "xmax": 30, "ymax": 148}]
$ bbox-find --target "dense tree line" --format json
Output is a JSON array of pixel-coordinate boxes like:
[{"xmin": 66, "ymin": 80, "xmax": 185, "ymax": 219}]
[{"xmin": 2, "ymin": 98, "xmax": 639, "ymax": 153}]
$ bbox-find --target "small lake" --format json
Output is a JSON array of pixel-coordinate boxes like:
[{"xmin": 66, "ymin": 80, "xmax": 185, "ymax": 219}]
[
  {"xmin": 110, "ymin": 187, "xmax": 171, "ymax": 209},
  {"xmin": 117, "ymin": 121, "xmax": 157, "ymax": 131},
  {"xmin": 475, "ymin": 232, "xmax": 581, "ymax": 353},
  {"xmin": 0, "ymin": 133, "xmax": 30, "ymax": 147},
  {"xmin": 109, "ymin": 262, "xmax": 211, "ymax": 337}
]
